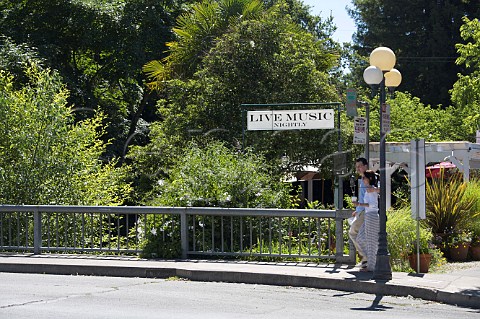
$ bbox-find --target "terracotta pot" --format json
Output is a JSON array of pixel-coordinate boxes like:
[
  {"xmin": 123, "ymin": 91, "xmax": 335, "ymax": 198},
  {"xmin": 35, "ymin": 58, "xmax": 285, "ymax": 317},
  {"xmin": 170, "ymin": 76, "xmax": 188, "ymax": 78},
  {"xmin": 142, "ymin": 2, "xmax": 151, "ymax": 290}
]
[
  {"xmin": 470, "ymin": 245, "xmax": 480, "ymax": 261},
  {"xmin": 408, "ymin": 253, "xmax": 432, "ymax": 273},
  {"xmin": 448, "ymin": 243, "xmax": 470, "ymax": 261}
]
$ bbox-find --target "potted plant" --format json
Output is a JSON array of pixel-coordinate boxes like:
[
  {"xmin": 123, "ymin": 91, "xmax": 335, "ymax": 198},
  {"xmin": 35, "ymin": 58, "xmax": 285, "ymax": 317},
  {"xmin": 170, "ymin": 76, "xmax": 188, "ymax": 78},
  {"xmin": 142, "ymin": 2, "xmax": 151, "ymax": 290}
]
[
  {"xmin": 408, "ymin": 237, "xmax": 433, "ymax": 273},
  {"xmin": 471, "ymin": 236, "xmax": 480, "ymax": 260},
  {"xmin": 469, "ymin": 223, "xmax": 480, "ymax": 260},
  {"xmin": 425, "ymin": 172, "xmax": 476, "ymax": 257},
  {"xmin": 447, "ymin": 231, "xmax": 471, "ymax": 262}
]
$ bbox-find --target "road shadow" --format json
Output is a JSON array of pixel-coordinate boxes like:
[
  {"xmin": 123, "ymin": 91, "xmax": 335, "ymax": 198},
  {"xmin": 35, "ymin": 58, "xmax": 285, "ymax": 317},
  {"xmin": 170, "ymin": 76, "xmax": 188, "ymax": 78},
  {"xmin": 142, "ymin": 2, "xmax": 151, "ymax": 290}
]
[
  {"xmin": 407, "ymin": 272, "xmax": 425, "ymax": 278},
  {"xmin": 459, "ymin": 287, "xmax": 480, "ymax": 298},
  {"xmin": 346, "ymin": 269, "xmax": 374, "ymax": 281},
  {"xmin": 350, "ymin": 294, "xmax": 393, "ymax": 311}
]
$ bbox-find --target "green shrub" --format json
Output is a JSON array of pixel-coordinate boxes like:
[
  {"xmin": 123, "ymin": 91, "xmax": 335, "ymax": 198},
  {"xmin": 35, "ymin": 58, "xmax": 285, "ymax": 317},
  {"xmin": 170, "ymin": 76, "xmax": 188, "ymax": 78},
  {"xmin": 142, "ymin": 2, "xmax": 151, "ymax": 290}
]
[
  {"xmin": 464, "ymin": 178, "xmax": 480, "ymax": 246},
  {"xmin": 147, "ymin": 141, "xmax": 293, "ymax": 208},
  {"xmin": 137, "ymin": 213, "xmax": 183, "ymax": 259},
  {"xmin": 139, "ymin": 141, "xmax": 295, "ymax": 258},
  {"xmin": 387, "ymin": 207, "xmax": 445, "ymax": 272},
  {"xmin": 0, "ymin": 63, "xmax": 132, "ymax": 205},
  {"xmin": 468, "ymin": 212, "xmax": 480, "ymax": 246}
]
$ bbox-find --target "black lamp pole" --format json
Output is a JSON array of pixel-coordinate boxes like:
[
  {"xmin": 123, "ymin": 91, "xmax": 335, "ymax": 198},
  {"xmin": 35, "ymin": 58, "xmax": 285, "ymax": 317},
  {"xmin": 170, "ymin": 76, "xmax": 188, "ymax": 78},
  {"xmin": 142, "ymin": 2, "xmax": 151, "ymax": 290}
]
[
  {"xmin": 373, "ymin": 76, "xmax": 392, "ymax": 281},
  {"xmin": 363, "ymin": 47, "xmax": 401, "ymax": 281}
]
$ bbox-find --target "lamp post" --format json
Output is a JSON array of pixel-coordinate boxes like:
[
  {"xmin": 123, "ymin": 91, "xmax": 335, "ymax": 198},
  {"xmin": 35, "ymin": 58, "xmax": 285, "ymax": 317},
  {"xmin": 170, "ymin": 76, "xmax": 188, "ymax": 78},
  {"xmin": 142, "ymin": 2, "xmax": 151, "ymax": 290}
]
[{"xmin": 363, "ymin": 47, "xmax": 402, "ymax": 280}]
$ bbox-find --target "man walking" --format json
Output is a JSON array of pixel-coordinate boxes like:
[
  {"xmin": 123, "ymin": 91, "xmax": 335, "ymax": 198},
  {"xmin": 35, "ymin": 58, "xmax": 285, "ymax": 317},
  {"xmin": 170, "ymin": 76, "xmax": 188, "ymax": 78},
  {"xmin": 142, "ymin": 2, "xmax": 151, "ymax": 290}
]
[{"xmin": 350, "ymin": 157, "xmax": 369, "ymax": 268}]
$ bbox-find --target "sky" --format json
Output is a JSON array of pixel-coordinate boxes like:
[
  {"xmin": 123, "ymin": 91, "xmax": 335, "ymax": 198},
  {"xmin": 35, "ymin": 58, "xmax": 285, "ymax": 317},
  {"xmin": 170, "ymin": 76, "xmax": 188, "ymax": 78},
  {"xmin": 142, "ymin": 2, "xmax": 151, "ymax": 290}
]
[{"xmin": 301, "ymin": 0, "xmax": 356, "ymax": 43}]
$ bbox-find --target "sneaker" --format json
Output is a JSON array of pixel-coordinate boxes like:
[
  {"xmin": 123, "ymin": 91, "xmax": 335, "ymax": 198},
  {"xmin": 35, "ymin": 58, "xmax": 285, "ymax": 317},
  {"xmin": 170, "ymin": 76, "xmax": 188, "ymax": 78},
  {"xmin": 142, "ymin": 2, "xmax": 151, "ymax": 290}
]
[{"xmin": 356, "ymin": 260, "xmax": 368, "ymax": 268}]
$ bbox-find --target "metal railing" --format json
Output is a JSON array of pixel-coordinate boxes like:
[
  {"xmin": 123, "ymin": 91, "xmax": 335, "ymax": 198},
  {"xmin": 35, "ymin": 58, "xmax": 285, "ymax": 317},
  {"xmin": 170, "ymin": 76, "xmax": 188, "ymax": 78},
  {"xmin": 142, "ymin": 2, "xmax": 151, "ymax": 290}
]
[{"xmin": 0, "ymin": 205, "xmax": 355, "ymax": 263}]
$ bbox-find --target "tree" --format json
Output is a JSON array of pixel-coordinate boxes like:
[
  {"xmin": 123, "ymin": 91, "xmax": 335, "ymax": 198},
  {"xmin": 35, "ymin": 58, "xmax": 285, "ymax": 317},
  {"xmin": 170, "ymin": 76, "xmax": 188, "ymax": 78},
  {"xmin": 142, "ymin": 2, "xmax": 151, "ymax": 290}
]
[
  {"xmin": 0, "ymin": 0, "xmax": 181, "ymax": 159},
  {"xmin": 349, "ymin": 0, "xmax": 480, "ymax": 108},
  {"xmin": 143, "ymin": 0, "xmax": 342, "ymax": 87},
  {"xmin": 450, "ymin": 17, "xmax": 480, "ymax": 141},
  {"xmin": 143, "ymin": 0, "xmax": 264, "ymax": 87},
  {"xmin": 0, "ymin": 62, "xmax": 132, "ymax": 205},
  {"xmin": 383, "ymin": 92, "xmax": 459, "ymax": 142},
  {"xmin": 130, "ymin": 3, "xmax": 341, "ymax": 198}
]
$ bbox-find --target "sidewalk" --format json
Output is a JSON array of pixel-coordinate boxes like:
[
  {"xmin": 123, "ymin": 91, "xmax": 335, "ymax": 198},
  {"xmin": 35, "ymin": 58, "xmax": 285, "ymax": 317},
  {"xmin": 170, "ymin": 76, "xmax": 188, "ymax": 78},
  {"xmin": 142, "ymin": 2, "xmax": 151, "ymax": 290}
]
[{"xmin": 0, "ymin": 253, "xmax": 479, "ymax": 309}]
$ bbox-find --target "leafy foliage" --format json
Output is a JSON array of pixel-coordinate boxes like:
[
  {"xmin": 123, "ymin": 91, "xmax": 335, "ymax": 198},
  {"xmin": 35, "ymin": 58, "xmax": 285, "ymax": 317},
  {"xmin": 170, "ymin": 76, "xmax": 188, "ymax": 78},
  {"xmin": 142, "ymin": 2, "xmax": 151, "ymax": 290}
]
[
  {"xmin": 144, "ymin": 0, "xmax": 264, "ymax": 85},
  {"xmin": 135, "ymin": 3, "xmax": 341, "ymax": 189},
  {"xmin": 0, "ymin": 0, "xmax": 180, "ymax": 159},
  {"xmin": 386, "ymin": 207, "xmax": 444, "ymax": 272},
  {"xmin": 143, "ymin": 0, "xmax": 339, "ymax": 87},
  {"xmin": 139, "ymin": 140, "xmax": 295, "ymax": 258},
  {"xmin": 385, "ymin": 92, "xmax": 459, "ymax": 142},
  {"xmin": 146, "ymin": 141, "xmax": 292, "ymax": 208},
  {"xmin": 450, "ymin": 17, "xmax": 480, "ymax": 140},
  {"xmin": 0, "ymin": 63, "xmax": 132, "ymax": 205}
]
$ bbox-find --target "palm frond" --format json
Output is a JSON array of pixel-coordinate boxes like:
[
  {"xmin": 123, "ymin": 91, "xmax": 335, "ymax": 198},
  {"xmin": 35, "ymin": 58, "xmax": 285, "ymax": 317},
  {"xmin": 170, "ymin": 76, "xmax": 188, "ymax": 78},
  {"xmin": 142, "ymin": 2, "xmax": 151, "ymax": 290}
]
[{"xmin": 142, "ymin": 60, "xmax": 169, "ymax": 91}]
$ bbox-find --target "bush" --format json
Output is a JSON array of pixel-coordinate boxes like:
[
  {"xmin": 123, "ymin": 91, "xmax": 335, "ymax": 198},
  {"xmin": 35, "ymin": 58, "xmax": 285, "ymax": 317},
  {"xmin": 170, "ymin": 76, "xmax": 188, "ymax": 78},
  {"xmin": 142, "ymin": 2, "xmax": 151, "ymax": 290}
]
[
  {"xmin": 0, "ymin": 63, "xmax": 132, "ymax": 205},
  {"xmin": 464, "ymin": 179, "xmax": 480, "ymax": 246},
  {"xmin": 146, "ymin": 141, "xmax": 293, "ymax": 208},
  {"xmin": 387, "ymin": 207, "xmax": 445, "ymax": 272},
  {"xmin": 469, "ymin": 218, "xmax": 480, "ymax": 246},
  {"xmin": 139, "ymin": 141, "xmax": 295, "ymax": 258}
]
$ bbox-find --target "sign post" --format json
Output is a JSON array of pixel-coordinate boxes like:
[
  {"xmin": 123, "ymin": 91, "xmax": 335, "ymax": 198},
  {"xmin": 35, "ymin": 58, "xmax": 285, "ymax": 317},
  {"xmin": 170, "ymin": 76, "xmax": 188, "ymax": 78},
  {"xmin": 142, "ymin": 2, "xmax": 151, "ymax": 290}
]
[
  {"xmin": 411, "ymin": 139, "xmax": 426, "ymax": 220},
  {"xmin": 411, "ymin": 138, "xmax": 426, "ymax": 273}
]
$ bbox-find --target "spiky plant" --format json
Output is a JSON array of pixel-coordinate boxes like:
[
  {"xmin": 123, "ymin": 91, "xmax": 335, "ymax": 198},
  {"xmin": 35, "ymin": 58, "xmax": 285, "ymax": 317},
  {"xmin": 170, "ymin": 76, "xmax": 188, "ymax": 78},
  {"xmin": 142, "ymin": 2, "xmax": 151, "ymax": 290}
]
[{"xmin": 425, "ymin": 171, "xmax": 478, "ymax": 243}]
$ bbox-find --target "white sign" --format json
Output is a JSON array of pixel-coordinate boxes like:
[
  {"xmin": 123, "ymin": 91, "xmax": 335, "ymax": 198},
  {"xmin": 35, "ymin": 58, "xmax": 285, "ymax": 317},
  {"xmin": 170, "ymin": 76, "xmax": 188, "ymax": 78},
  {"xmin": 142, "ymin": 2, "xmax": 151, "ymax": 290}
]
[
  {"xmin": 381, "ymin": 103, "xmax": 391, "ymax": 134},
  {"xmin": 247, "ymin": 109, "xmax": 334, "ymax": 131},
  {"xmin": 411, "ymin": 139, "xmax": 426, "ymax": 220},
  {"xmin": 353, "ymin": 116, "xmax": 367, "ymax": 144}
]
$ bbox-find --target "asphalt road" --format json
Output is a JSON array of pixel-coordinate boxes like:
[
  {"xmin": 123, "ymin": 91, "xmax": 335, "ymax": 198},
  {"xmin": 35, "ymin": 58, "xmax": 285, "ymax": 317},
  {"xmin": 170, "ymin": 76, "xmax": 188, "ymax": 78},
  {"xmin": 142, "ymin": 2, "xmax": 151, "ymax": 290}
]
[{"xmin": 1, "ymin": 273, "xmax": 478, "ymax": 319}]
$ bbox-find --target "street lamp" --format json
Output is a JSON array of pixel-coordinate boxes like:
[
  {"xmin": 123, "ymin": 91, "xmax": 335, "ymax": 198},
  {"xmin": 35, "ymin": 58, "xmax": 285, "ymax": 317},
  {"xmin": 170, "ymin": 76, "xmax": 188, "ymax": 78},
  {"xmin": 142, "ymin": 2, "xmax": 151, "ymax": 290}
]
[{"xmin": 363, "ymin": 47, "xmax": 402, "ymax": 280}]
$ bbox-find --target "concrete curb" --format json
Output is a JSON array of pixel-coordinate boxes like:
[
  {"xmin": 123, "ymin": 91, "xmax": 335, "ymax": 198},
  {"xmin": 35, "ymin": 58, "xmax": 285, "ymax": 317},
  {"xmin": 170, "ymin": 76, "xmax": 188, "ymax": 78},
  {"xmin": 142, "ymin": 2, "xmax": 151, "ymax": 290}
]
[{"xmin": 1, "ymin": 260, "xmax": 479, "ymax": 309}]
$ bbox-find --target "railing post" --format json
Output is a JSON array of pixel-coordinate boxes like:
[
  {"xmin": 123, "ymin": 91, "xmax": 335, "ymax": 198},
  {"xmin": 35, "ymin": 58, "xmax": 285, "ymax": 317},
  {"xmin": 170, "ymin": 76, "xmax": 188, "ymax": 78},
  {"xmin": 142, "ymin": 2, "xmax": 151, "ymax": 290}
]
[
  {"xmin": 180, "ymin": 211, "xmax": 188, "ymax": 259},
  {"xmin": 33, "ymin": 208, "xmax": 41, "ymax": 255},
  {"xmin": 335, "ymin": 209, "xmax": 344, "ymax": 261},
  {"xmin": 335, "ymin": 209, "xmax": 355, "ymax": 264}
]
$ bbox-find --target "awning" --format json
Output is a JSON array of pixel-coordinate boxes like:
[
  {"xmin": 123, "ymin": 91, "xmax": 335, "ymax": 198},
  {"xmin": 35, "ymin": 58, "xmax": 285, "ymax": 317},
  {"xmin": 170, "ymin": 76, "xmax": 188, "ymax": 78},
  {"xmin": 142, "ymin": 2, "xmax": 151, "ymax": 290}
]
[{"xmin": 425, "ymin": 161, "xmax": 456, "ymax": 178}]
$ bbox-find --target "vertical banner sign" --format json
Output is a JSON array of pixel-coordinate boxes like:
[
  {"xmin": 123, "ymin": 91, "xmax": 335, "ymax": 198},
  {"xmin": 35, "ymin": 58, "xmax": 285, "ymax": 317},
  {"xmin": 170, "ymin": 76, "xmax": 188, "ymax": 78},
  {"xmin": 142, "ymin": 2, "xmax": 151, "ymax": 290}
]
[
  {"xmin": 346, "ymin": 88, "xmax": 357, "ymax": 117},
  {"xmin": 353, "ymin": 116, "xmax": 367, "ymax": 144},
  {"xmin": 381, "ymin": 103, "xmax": 391, "ymax": 134},
  {"xmin": 411, "ymin": 139, "xmax": 426, "ymax": 220}
]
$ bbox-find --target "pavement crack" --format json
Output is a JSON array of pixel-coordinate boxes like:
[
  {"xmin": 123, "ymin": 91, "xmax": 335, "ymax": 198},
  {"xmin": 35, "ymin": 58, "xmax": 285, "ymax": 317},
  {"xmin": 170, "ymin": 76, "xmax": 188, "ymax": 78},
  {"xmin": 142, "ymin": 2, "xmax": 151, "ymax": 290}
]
[{"xmin": 0, "ymin": 287, "xmax": 120, "ymax": 309}]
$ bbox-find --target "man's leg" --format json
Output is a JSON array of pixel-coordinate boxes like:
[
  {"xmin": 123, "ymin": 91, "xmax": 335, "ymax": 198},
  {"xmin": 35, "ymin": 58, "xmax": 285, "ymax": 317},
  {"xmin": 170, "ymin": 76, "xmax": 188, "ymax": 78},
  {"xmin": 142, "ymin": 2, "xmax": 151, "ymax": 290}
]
[{"xmin": 349, "ymin": 211, "xmax": 366, "ymax": 262}]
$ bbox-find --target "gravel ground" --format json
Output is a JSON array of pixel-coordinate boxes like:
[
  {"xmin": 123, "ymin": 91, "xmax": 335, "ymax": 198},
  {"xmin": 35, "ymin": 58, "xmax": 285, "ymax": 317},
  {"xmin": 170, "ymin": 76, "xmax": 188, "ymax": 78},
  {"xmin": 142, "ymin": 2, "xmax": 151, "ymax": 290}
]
[{"xmin": 433, "ymin": 260, "xmax": 480, "ymax": 273}]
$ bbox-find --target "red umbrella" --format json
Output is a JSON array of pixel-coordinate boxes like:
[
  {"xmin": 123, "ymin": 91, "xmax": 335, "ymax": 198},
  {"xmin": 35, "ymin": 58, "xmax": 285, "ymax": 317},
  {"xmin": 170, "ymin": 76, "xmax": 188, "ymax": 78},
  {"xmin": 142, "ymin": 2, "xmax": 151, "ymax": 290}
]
[{"xmin": 425, "ymin": 161, "xmax": 456, "ymax": 178}]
